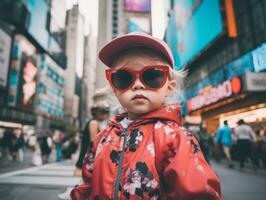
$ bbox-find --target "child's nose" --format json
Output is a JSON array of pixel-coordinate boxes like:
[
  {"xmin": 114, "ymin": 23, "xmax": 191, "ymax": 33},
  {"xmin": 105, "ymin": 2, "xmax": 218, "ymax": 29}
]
[{"xmin": 132, "ymin": 77, "xmax": 145, "ymax": 90}]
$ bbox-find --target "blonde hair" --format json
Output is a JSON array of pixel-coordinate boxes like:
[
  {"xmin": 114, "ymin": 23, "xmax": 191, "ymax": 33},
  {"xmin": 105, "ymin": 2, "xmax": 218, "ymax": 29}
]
[{"xmin": 167, "ymin": 68, "xmax": 187, "ymax": 104}]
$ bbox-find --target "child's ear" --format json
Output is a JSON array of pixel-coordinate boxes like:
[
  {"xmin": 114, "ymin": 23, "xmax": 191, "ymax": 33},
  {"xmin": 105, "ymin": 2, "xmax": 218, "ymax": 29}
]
[{"xmin": 167, "ymin": 80, "xmax": 176, "ymax": 95}]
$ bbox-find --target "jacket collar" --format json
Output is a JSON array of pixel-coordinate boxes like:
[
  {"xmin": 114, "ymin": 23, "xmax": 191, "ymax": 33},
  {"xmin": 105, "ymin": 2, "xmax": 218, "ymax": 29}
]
[{"xmin": 109, "ymin": 104, "xmax": 181, "ymax": 129}]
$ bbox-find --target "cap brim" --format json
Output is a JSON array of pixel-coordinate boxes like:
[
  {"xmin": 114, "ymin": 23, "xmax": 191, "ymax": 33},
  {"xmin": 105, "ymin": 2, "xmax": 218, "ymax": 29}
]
[{"xmin": 99, "ymin": 33, "xmax": 174, "ymax": 68}]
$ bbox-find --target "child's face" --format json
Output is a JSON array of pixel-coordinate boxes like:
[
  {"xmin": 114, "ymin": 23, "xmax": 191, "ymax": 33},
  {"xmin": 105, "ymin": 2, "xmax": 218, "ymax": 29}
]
[{"xmin": 110, "ymin": 49, "xmax": 176, "ymax": 120}]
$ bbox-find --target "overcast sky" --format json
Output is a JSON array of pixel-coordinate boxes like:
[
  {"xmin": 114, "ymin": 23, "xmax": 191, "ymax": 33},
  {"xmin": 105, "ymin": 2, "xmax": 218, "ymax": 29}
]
[
  {"xmin": 65, "ymin": 0, "xmax": 168, "ymax": 39},
  {"xmin": 66, "ymin": 0, "xmax": 99, "ymax": 36}
]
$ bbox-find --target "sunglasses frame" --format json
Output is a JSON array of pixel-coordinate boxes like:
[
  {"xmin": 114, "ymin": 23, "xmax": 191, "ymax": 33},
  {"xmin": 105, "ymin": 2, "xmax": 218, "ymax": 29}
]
[{"xmin": 105, "ymin": 65, "xmax": 170, "ymax": 92}]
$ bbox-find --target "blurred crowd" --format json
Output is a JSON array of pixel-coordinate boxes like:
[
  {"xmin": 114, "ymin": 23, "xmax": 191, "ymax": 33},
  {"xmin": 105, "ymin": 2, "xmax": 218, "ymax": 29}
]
[
  {"xmin": 1, "ymin": 116, "xmax": 265, "ymax": 173},
  {"xmin": 190, "ymin": 119, "xmax": 266, "ymax": 171},
  {"xmin": 0, "ymin": 128, "xmax": 80, "ymax": 166},
  {"xmin": 0, "ymin": 101, "xmax": 111, "ymax": 171}
]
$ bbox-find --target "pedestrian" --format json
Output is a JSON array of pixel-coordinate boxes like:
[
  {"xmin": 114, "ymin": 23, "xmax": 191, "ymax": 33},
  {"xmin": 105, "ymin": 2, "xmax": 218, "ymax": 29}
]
[
  {"xmin": 256, "ymin": 127, "xmax": 266, "ymax": 169},
  {"xmin": 1, "ymin": 128, "xmax": 13, "ymax": 162},
  {"xmin": 58, "ymin": 102, "xmax": 110, "ymax": 200},
  {"xmin": 234, "ymin": 119, "xmax": 259, "ymax": 170},
  {"xmin": 9, "ymin": 129, "xmax": 20, "ymax": 161},
  {"xmin": 31, "ymin": 132, "xmax": 43, "ymax": 166},
  {"xmin": 39, "ymin": 132, "xmax": 52, "ymax": 164},
  {"xmin": 70, "ymin": 33, "xmax": 221, "ymax": 200},
  {"xmin": 74, "ymin": 101, "xmax": 110, "ymax": 176},
  {"xmin": 215, "ymin": 120, "xmax": 234, "ymax": 168},
  {"xmin": 195, "ymin": 123, "xmax": 213, "ymax": 164},
  {"xmin": 53, "ymin": 131, "xmax": 64, "ymax": 162},
  {"xmin": 16, "ymin": 129, "xmax": 25, "ymax": 162}
]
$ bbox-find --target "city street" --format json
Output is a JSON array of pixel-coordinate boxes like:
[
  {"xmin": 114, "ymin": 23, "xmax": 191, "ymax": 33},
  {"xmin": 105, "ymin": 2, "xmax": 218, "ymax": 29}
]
[
  {"xmin": 0, "ymin": 160, "xmax": 80, "ymax": 200},
  {"xmin": 212, "ymin": 161, "xmax": 266, "ymax": 200},
  {"xmin": 0, "ymin": 158, "xmax": 265, "ymax": 200},
  {"xmin": 1, "ymin": 0, "xmax": 266, "ymax": 199}
]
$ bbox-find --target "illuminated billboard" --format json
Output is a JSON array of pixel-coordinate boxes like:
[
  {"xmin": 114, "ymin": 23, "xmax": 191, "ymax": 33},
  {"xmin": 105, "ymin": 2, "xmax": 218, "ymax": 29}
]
[
  {"xmin": 125, "ymin": 0, "xmax": 151, "ymax": 13},
  {"xmin": 165, "ymin": 0, "xmax": 223, "ymax": 69},
  {"xmin": 27, "ymin": 0, "xmax": 50, "ymax": 50}
]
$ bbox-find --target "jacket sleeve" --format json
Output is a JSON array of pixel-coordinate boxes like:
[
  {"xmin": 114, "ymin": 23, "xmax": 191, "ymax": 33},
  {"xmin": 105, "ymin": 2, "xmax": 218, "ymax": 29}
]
[
  {"xmin": 70, "ymin": 130, "xmax": 105, "ymax": 200},
  {"xmin": 153, "ymin": 121, "xmax": 222, "ymax": 200}
]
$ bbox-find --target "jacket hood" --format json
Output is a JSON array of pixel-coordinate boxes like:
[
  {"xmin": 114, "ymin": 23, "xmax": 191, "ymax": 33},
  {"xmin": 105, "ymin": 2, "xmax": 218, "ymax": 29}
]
[{"xmin": 109, "ymin": 104, "xmax": 181, "ymax": 128}]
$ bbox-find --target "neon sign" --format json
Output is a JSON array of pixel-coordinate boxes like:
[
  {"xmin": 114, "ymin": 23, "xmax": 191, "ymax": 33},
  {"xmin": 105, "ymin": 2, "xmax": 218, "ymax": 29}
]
[{"xmin": 187, "ymin": 77, "xmax": 241, "ymax": 112}]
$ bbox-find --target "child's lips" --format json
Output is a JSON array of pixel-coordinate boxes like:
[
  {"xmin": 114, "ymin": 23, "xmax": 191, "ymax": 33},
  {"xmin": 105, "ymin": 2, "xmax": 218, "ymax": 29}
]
[{"xmin": 131, "ymin": 95, "xmax": 148, "ymax": 101}]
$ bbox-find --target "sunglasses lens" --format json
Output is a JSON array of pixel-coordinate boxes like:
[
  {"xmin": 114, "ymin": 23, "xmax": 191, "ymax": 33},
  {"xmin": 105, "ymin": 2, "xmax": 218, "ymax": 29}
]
[
  {"xmin": 142, "ymin": 68, "xmax": 166, "ymax": 88},
  {"xmin": 111, "ymin": 70, "xmax": 133, "ymax": 90}
]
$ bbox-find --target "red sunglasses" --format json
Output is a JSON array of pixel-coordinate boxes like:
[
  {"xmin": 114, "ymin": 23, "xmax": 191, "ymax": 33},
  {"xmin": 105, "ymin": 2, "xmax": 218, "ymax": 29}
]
[{"xmin": 105, "ymin": 65, "xmax": 170, "ymax": 92}]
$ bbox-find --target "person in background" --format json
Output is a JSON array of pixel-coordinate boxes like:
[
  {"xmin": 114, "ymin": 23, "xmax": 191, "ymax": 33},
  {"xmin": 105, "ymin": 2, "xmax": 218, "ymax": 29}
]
[
  {"xmin": 215, "ymin": 120, "xmax": 234, "ymax": 168},
  {"xmin": 58, "ymin": 102, "xmax": 110, "ymax": 200},
  {"xmin": 1, "ymin": 128, "xmax": 13, "ymax": 162},
  {"xmin": 255, "ymin": 128, "xmax": 266, "ymax": 169},
  {"xmin": 9, "ymin": 129, "xmax": 23, "ymax": 161},
  {"xmin": 74, "ymin": 101, "xmax": 110, "ymax": 176},
  {"xmin": 16, "ymin": 129, "xmax": 25, "ymax": 162},
  {"xmin": 53, "ymin": 131, "xmax": 65, "ymax": 162},
  {"xmin": 195, "ymin": 124, "xmax": 213, "ymax": 164},
  {"xmin": 62, "ymin": 136, "xmax": 79, "ymax": 160},
  {"xmin": 234, "ymin": 119, "xmax": 259, "ymax": 170},
  {"xmin": 28, "ymin": 132, "xmax": 42, "ymax": 166},
  {"xmin": 39, "ymin": 131, "xmax": 52, "ymax": 164}
]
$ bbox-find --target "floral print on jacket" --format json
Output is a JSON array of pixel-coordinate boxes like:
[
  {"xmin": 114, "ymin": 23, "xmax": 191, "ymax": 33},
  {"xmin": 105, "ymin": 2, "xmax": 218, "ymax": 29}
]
[{"xmin": 71, "ymin": 104, "xmax": 222, "ymax": 200}]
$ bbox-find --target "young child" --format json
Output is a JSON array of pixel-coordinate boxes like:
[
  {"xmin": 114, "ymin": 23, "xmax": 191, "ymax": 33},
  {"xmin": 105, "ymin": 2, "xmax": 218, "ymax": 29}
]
[{"xmin": 71, "ymin": 33, "xmax": 221, "ymax": 200}]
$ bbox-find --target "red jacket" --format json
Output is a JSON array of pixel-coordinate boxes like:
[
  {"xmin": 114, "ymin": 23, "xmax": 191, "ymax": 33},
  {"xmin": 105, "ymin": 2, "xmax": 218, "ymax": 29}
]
[{"xmin": 71, "ymin": 104, "xmax": 221, "ymax": 200}]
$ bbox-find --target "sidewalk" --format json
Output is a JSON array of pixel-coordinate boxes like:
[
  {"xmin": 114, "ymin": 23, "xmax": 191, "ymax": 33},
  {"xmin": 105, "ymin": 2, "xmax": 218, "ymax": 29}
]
[
  {"xmin": 0, "ymin": 160, "xmax": 80, "ymax": 200},
  {"xmin": 0, "ymin": 148, "xmax": 34, "ymax": 174},
  {"xmin": 213, "ymin": 158, "xmax": 266, "ymax": 176},
  {"xmin": 212, "ymin": 161, "xmax": 266, "ymax": 200}
]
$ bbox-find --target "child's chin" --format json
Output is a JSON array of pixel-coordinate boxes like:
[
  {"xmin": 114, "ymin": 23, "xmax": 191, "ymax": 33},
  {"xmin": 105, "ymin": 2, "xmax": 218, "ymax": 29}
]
[{"xmin": 133, "ymin": 108, "xmax": 153, "ymax": 115}]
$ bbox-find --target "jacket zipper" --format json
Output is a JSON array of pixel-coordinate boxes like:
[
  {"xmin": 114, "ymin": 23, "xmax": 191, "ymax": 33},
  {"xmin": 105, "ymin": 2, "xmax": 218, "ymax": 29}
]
[{"xmin": 114, "ymin": 127, "xmax": 128, "ymax": 200}]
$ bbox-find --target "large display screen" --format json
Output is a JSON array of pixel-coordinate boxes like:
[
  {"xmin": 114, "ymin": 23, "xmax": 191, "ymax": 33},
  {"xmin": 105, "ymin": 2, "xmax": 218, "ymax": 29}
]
[
  {"xmin": 125, "ymin": 0, "xmax": 151, "ymax": 13},
  {"xmin": 27, "ymin": 0, "xmax": 50, "ymax": 50},
  {"xmin": 165, "ymin": 0, "xmax": 223, "ymax": 69}
]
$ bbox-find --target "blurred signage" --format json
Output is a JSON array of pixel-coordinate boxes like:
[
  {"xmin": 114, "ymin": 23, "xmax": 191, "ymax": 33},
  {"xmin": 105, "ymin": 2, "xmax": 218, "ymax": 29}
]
[
  {"xmin": 187, "ymin": 77, "xmax": 241, "ymax": 112},
  {"xmin": 0, "ymin": 28, "xmax": 12, "ymax": 88},
  {"xmin": 36, "ymin": 54, "xmax": 64, "ymax": 118},
  {"xmin": 128, "ymin": 16, "xmax": 150, "ymax": 33},
  {"xmin": 165, "ymin": 0, "xmax": 223, "ymax": 69},
  {"xmin": 252, "ymin": 43, "xmax": 266, "ymax": 72},
  {"xmin": 125, "ymin": 0, "xmax": 151, "ymax": 13},
  {"xmin": 243, "ymin": 72, "xmax": 266, "ymax": 92}
]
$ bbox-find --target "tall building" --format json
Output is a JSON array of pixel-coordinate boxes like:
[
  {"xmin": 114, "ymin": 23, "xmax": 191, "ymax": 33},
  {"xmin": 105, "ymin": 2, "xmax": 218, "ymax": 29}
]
[
  {"xmin": 83, "ymin": 33, "xmax": 98, "ymax": 116},
  {"xmin": 95, "ymin": 0, "xmax": 127, "ymax": 90},
  {"xmin": 165, "ymin": 0, "xmax": 266, "ymax": 133},
  {"xmin": 64, "ymin": 4, "xmax": 85, "ymax": 126}
]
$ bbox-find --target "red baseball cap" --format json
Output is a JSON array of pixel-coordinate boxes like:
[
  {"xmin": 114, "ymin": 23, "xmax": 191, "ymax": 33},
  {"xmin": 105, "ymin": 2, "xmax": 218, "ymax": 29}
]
[{"xmin": 99, "ymin": 32, "xmax": 174, "ymax": 68}]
